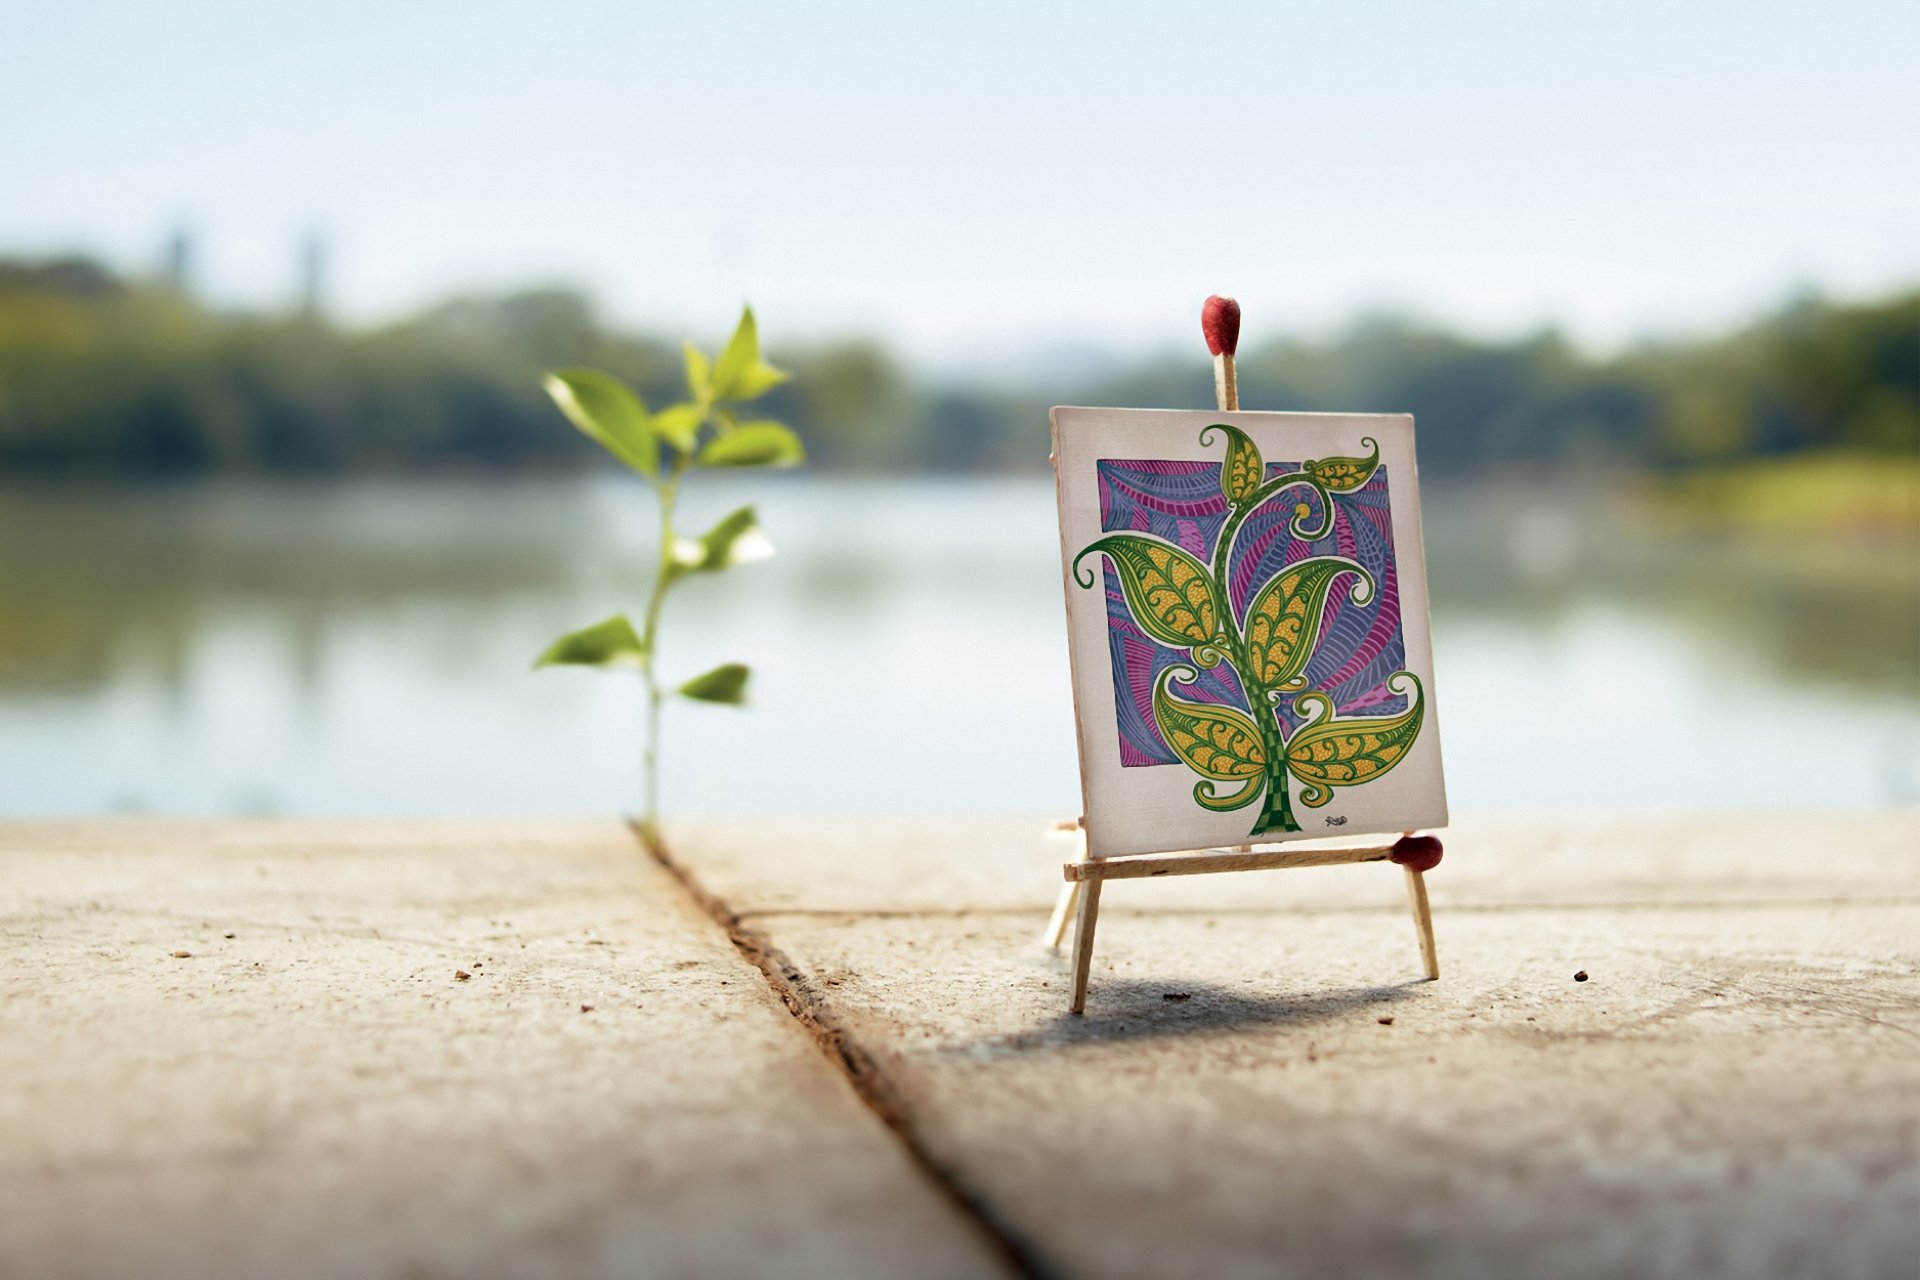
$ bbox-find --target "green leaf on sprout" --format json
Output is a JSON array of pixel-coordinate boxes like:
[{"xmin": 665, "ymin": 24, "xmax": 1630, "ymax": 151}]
[
  {"xmin": 697, "ymin": 421, "xmax": 805, "ymax": 469},
  {"xmin": 664, "ymin": 536, "xmax": 704, "ymax": 583},
  {"xmin": 682, "ymin": 341, "xmax": 712, "ymax": 404},
  {"xmin": 543, "ymin": 369, "xmax": 658, "ymax": 480},
  {"xmin": 533, "ymin": 615, "xmax": 647, "ymax": 670},
  {"xmin": 678, "ymin": 662, "xmax": 750, "ymax": 705},
  {"xmin": 651, "ymin": 402, "xmax": 705, "ymax": 453},
  {"xmin": 710, "ymin": 307, "xmax": 789, "ymax": 402},
  {"xmin": 664, "ymin": 506, "xmax": 773, "ymax": 585},
  {"xmin": 695, "ymin": 505, "xmax": 773, "ymax": 571}
]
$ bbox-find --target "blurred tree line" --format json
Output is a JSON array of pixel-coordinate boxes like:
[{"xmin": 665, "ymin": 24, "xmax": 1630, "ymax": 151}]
[{"xmin": 0, "ymin": 255, "xmax": 1912, "ymax": 479}]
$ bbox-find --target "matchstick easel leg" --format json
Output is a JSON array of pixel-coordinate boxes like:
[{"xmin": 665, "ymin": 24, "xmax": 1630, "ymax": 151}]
[
  {"xmin": 1043, "ymin": 819, "xmax": 1087, "ymax": 949},
  {"xmin": 1068, "ymin": 878, "xmax": 1103, "ymax": 1014},
  {"xmin": 1043, "ymin": 879, "xmax": 1082, "ymax": 949},
  {"xmin": 1403, "ymin": 865, "xmax": 1439, "ymax": 980}
]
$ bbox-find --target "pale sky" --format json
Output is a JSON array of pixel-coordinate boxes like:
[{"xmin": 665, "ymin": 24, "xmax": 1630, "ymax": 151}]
[{"xmin": 4, "ymin": 0, "xmax": 1916, "ymax": 365}]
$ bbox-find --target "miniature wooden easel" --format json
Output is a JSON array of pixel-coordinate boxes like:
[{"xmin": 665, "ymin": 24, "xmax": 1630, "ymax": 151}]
[{"xmin": 1044, "ymin": 294, "xmax": 1443, "ymax": 1014}]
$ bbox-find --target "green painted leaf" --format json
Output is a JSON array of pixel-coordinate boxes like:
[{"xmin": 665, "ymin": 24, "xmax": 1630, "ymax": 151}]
[
  {"xmin": 1194, "ymin": 776, "xmax": 1263, "ymax": 811},
  {"xmin": 1073, "ymin": 533, "xmax": 1224, "ymax": 653},
  {"xmin": 683, "ymin": 341, "xmax": 712, "ymax": 403},
  {"xmin": 534, "ymin": 615, "xmax": 646, "ymax": 671},
  {"xmin": 544, "ymin": 369, "xmax": 658, "ymax": 479},
  {"xmin": 651, "ymin": 402, "xmax": 705, "ymax": 453},
  {"xmin": 697, "ymin": 421, "xmax": 805, "ymax": 468},
  {"xmin": 1153, "ymin": 667, "xmax": 1267, "ymax": 811},
  {"xmin": 710, "ymin": 307, "xmax": 789, "ymax": 401},
  {"xmin": 1242, "ymin": 556, "xmax": 1375, "ymax": 690},
  {"xmin": 1202, "ymin": 423, "xmax": 1265, "ymax": 503},
  {"xmin": 1152, "ymin": 668, "xmax": 1266, "ymax": 780},
  {"xmin": 1304, "ymin": 436, "xmax": 1380, "ymax": 493},
  {"xmin": 678, "ymin": 662, "xmax": 750, "ymax": 705},
  {"xmin": 1284, "ymin": 672, "xmax": 1425, "ymax": 808}
]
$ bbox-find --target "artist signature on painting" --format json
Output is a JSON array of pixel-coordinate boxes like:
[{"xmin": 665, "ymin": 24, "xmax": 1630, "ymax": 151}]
[{"xmin": 1324, "ymin": 815, "xmax": 1347, "ymax": 827}]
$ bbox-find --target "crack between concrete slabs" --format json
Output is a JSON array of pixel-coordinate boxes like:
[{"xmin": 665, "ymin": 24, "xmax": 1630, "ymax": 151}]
[{"xmin": 630, "ymin": 819, "xmax": 1060, "ymax": 1280}]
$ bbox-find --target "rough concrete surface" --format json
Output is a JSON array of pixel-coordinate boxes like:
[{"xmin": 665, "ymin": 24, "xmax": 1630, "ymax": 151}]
[
  {"xmin": 668, "ymin": 811, "xmax": 1920, "ymax": 1280},
  {"xmin": 3, "ymin": 813, "xmax": 1916, "ymax": 1280},
  {"xmin": 0, "ymin": 819, "xmax": 1010, "ymax": 1280}
]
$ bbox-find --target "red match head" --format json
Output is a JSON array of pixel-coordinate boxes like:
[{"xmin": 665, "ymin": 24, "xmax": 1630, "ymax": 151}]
[
  {"xmin": 1389, "ymin": 834, "xmax": 1443, "ymax": 873},
  {"xmin": 1201, "ymin": 294, "xmax": 1240, "ymax": 357}
]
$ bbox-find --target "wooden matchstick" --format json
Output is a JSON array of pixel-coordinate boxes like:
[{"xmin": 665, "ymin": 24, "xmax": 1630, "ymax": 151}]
[
  {"xmin": 1069, "ymin": 876, "xmax": 1103, "ymax": 1014},
  {"xmin": 1203, "ymin": 294, "xmax": 1240, "ymax": 412},
  {"xmin": 1042, "ymin": 817, "xmax": 1086, "ymax": 949},
  {"xmin": 1066, "ymin": 841, "xmax": 1398, "ymax": 882},
  {"xmin": 1044, "ymin": 880, "xmax": 1082, "ymax": 950},
  {"xmin": 1393, "ymin": 834, "xmax": 1443, "ymax": 979},
  {"xmin": 1405, "ymin": 867, "xmax": 1439, "ymax": 979}
]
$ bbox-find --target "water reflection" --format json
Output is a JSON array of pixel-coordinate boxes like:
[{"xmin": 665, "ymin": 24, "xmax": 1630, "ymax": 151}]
[
  {"xmin": 0, "ymin": 477, "xmax": 1913, "ymax": 815},
  {"xmin": 1424, "ymin": 479, "xmax": 1919, "ymax": 692}
]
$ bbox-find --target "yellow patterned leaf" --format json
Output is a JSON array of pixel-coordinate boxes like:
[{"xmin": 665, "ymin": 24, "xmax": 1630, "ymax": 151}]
[
  {"xmin": 1242, "ymin": 557, "xmax": 1374, "ymax": 690},
  {"xmin": 1284, "ymin": 672, "xmax": 1424, "ymax": 807},
  {"xmin": 1303, "ymin": 436, "xmax": 1380, "ymax": 493},
  {"xmin": 1202, "ymin": 423, "xmax": 1265, "ymax": 504},
  {"xmin": 1074, "ymin": 534, "xmax": 1221, "ymax": 650},
  {"xmin": 1152, "ymin": 667, "xmax": 1267, "ymax": 783}
]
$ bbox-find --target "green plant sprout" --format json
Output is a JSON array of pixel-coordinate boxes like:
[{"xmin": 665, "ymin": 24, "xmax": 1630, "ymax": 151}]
[{"xmin": 534, "ymin": 306, "xmax": 802, "ymax": 848}]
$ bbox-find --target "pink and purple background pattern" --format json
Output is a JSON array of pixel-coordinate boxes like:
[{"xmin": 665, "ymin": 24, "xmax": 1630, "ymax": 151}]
[{"xmin": 1096, "ymin": 459, "xmax": 1408, "ymax": 768}]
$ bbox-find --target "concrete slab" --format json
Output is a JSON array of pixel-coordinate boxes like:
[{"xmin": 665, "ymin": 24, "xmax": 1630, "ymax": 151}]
[
  {"xmin": 0, "ymin": 819, "xmax": 1012, "ymax": 1280},
  {"xmin": 667, "ymin": 812, "xmax": 1920, "ymax": 1280}
]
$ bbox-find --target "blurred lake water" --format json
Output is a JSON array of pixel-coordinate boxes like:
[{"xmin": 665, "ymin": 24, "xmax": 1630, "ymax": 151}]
[{"xmin": 1, "ymin": 476, "xmax": 1915, "ymax": 817}]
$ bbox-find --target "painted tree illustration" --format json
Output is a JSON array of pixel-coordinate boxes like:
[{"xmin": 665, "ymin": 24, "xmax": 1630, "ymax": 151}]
[{"xmin": 1073, "ymin": 425, "xmax": 1426, "ymax": 837}]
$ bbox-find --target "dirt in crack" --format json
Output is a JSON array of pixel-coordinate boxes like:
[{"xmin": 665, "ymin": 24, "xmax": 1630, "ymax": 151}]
[{"xmin": 630, "ymin": 819, "xmax": 1056, "ymax": 1280}]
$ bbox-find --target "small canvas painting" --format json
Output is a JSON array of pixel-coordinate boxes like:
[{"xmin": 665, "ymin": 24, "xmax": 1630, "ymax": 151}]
[{"xmin": 1054, "ymin": 407, "xmax": 1448, "ymax": 859}]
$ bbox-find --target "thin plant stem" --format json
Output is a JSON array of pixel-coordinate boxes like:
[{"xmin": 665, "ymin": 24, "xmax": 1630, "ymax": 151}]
[
  {"xmin": 637, "ymin": 459, "xmax": 686, "ymax": 849},
  {"xmin": 642, "ymin": 685, "xmax": 662, "ymax": 848}
]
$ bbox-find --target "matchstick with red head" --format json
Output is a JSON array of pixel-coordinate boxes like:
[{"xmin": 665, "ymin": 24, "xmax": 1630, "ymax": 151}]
[
  {"xmin": 1203, "ymin": 294, "xmax": 1241, "ymax": 410},
  {"xmin": 1202, "ymin": 295, "xmax": 1240, "ymax": 357}
]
